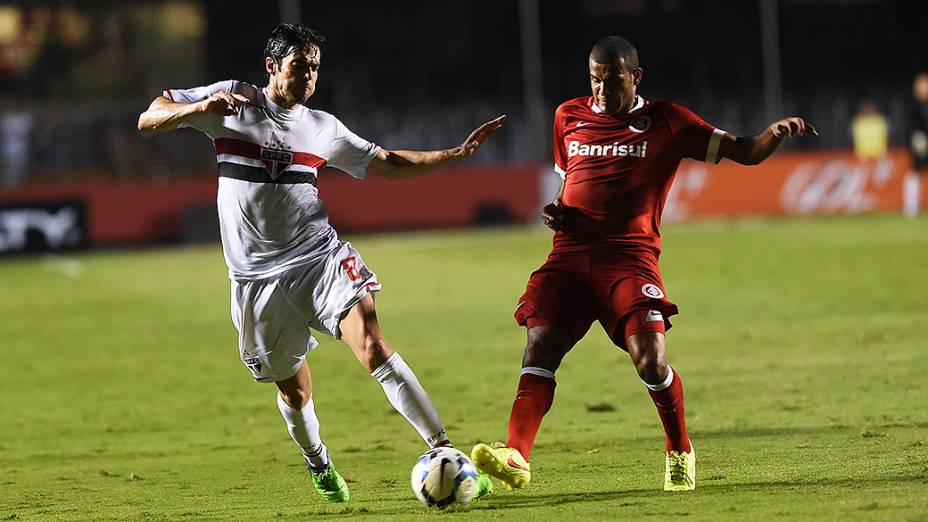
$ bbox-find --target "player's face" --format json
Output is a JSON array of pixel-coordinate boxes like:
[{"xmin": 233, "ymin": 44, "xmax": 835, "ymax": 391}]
[
  {"xmin": 268, "ymin": 45, "xmax": 321, "ymax": 106},
  {"xmin": 589, "ymin": 57, "xmax": 641, "ymax": 114},
  {"xmin": 915, "ymin": 74, "xmax": 928, "ymax": 101}
]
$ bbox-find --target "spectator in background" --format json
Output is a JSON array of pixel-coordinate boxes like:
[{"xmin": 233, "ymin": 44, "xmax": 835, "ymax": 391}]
[
  {"xmin": 850, "ymin": 100, "xmax": 888, "ymax": 161},
  {"xmin": 0, "ymin": 108, "xmax": 34, "ymax": 187},
  {"xmin": 905, "ymin": 73, "xmax": 928, "ymax": 218}
]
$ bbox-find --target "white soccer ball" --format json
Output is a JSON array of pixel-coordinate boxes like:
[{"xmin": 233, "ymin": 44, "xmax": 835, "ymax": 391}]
[{"xmin": 410, "ymin": 446, "xmax": 479, "ymax": 508}]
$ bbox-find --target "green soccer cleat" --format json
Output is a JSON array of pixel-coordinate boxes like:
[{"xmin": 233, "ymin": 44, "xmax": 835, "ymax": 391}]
[
  {"xmin": 473, "ymin": 472, "xmax": 494, "ymax": 500},
  {"xmin": 663, "ymin": 445, "xmax": 696, "ymax": 491},
  {"xmin": 309, "ymin": 461, "xmax": 350, "ymax": 502},
  {"xmin": 471, "ymin": 442, "xmax": 531, "ymax": 491}
]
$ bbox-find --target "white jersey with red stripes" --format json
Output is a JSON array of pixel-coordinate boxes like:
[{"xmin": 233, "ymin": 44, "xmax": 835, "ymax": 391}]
[{"xmin": 165, "ymin": 80, "xmax": 381, "ymax": 280}]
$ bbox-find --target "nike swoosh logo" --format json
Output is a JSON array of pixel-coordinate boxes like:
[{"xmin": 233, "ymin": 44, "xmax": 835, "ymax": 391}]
[
  {"xmin": 576, "ymin": 121, "xmax": 591, "ymax": 127},
  {"xmin": 507, "ymin": 456, "xmax": 529, "ymax": 471}
]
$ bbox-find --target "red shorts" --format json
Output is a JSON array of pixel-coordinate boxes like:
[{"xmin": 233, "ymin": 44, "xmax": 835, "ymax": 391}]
[{"xmin": 514, "ymin": 249, "xmax": 678, "ymax": 350}]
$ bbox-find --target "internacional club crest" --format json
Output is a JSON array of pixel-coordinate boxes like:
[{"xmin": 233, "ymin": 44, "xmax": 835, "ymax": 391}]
[
  {"xmin": 641, "ymin": 283, "xmax": 664, "ymax": 299},
  {"xmin": 629, "ymin": 115, "xmax": 651, "ymax": 133}
]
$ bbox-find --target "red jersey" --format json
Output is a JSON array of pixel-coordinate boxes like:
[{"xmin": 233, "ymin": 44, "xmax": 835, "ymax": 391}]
[{"xmin": 552, "ymin": 95, "xmax": 724, "ymax": 255}]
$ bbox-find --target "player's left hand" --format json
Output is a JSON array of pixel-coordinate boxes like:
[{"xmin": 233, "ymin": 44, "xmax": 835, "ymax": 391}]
[
  {"xmin": 542, "ymin": 202, "xmax": 565, "ymax": 230},
  {"xmin": 460, "ymin": 115, "xmax": 507, "ymax": 157},
  {"xmin": 770, "ymin": 117, "xmax": 818, "ymax": 138}
]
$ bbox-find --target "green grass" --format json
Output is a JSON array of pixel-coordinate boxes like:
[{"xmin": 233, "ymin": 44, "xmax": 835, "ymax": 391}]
[{"xmin": 1, "ymin": 214, "xmax": 927, "ymax": 521}]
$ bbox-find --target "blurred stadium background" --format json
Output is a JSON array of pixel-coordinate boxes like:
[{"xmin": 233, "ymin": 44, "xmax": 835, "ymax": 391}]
[{"xmin": 0, "ymin": 0, "xmax": 926, "ymax": 252}]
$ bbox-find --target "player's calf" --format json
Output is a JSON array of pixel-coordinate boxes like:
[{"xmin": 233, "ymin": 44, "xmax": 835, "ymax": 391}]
[{"xmin": 371, "ymin": 352, "xmax": 449, "ymax": 447}]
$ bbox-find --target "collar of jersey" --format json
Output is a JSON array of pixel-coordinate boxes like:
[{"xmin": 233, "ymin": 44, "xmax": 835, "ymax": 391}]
[
  {"xmin": 590, "ymin": 95, "xmax": 644, "ymax": 115},
  {"xmin": 261, "ymin": 88, "xmax": 303, "ymax": 120}
]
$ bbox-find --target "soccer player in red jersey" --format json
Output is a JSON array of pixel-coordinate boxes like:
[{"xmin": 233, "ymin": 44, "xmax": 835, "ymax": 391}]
[{"xmin": 472, "ymin": 36, "xmax": 816, "ymax": 491}]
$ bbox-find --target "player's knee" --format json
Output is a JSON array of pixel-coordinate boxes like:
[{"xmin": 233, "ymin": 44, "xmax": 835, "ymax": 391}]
[
  {"xmin": 627, "ymin": 332, "xmax": 668, "ymax": 382},
  {"xmin": 281, "ymin": 388, "xmax": 311, "ymax": 410},
  {"xmin": 523, "ymin": 337, "xmax": 567, "ymax": 371},
  {"xmin": 362, "ymin": 337, "xmax": 393, "ymax": 372},
  {"xmin": 633, "ymin": 351, "xmax": 668, "ymax": 382}
]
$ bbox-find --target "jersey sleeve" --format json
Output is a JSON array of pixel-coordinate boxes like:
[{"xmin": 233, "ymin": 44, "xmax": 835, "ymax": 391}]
[
  {"xmin": 164, "ymin": 80, "xmax": 234, "ymax": 104},
  {"xmin": 162, "ymin": 80, "xmax": 237, "ymax": 133},
  {"xmin": 325, "ymin": 117, "xmax": 381, "ymax": 180},
  {"xmin": 552, "ymin": 105, "xmax": 569, "ymax": 179},
  {"xmin": 663, "ymin": 102, "xmax": 726, "ymax": 164}
]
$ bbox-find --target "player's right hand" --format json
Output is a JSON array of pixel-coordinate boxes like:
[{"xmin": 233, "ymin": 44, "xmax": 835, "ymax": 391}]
[
  {"xmin": 542, "ymin": 202, "xmax": 565, "ymax": 230},
  {"xmin": 769, "ymin": 117, "xmax": 818, "ymax": 138},
  {"xmin": 200, "ymin": 91, "xmax": 251, "ymax": 116},
  {"xmin": 460, "ymin": 115, "xmax": 507, "ymax": 157}
]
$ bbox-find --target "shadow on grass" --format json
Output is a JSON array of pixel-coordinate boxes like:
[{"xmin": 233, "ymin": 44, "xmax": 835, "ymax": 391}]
[
  {"xmin": 613, "ymin": 420, "xmax": 928, "ymax": 443},
  {"xmin": 472, "ymin": 474, "xmax": 924, "ymax": 509},
  {"xmin": 297, "ymin": 474, "xmax": 924, "ymax": 519}
]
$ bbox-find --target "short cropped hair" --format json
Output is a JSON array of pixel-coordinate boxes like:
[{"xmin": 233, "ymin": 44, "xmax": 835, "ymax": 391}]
[
  {"xmin": 590, "ymin": 36, "xmax": 639, "ymax": 69},
  {"xmin": 264, "ymin": 23, "xmax": 326, "ymax": 66}
]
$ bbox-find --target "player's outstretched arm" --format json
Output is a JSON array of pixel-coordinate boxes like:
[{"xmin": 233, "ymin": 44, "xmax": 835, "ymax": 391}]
[
  {"xmin": 718, "ymin": 117, "xmax": 818, "ymax": 166},
  {"xmin": 137, "ymin": 92, "xmax": 250, "ymax": 135},
  {"xmin": 366, "ymin": 115, "xmax": 506, "ymax": 179}
]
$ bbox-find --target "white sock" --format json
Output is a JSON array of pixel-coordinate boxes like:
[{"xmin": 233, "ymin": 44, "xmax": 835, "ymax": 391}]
[
  {"xmin": 522, "ymin": 366, "xmax": 556, "ymax": 380},
  {"xmin": 371, "ymin": 353, "xmax": 448, "ymax": 447},
  {"xmin": 643, "ymin": 367, "xmax": 675, "ymax": 391},
  {"xmin": 276, "ymin": 393, "xmax": 330, "ymax": 470}
]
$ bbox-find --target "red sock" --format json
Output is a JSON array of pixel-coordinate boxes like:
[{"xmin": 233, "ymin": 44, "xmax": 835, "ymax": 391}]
[
  {"xmin": 647, "ymin": 367, "xmax": 692, "ymax": 453},
  {"xmin": 506, "ymin": 373, "xmax": 556, "ymax": 461}
]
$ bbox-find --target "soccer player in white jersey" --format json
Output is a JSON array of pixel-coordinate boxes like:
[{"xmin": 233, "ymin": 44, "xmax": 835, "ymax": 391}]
[{"xmin": 137, "ymin": 24, "xmax": 504, "ymax": 503}]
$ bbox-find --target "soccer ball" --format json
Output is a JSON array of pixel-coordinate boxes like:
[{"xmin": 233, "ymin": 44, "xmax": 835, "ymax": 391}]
[{"xmin": 410, "ymin": 446, "xmax": 479, "ymax": 508}]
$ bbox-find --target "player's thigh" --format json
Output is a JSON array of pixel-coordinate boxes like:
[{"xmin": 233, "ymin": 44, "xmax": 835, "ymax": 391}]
[
  {"xmin": 595, "ymin": 267, "xmax": 679, "ymax": 351},
  {"xmin": 338, "ymin": 292, "xmax": 395, "ymax": 372},
  {"xmin": 275, "ymin": 361, "xmax": 314, "ymax": 408},
  {"xmin": 231, "ymin": 278, "xmax": 317, "ymax": 383},
  {"xmin": 338, "ymin": 291, "xmax": 381, "ymax": 345},
  {"xmin": 515, "ymin": 261, "xmax": 596, "ymax": 351}
]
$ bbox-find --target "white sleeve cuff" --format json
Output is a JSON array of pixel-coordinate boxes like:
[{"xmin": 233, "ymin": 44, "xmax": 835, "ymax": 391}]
[
  {"xmin": 554, "ymin": 163, "xmax": 566, "ymax": 180},
  {"xmin": 353, "ymin": 144, "xmax": 381, "ymax": 180},
  {"xmin": 705, "ymin": 128, "xmax": 726, "ymax": 164}
]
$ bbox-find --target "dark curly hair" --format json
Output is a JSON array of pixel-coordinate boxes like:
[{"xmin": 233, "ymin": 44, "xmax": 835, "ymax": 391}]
[{"xmin": 264, "ymin": 23, "xmax": 326, "ymax": 68}]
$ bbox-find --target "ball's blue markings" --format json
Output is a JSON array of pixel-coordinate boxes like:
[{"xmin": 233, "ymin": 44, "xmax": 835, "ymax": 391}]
[
  {"xmin": 410, "ymin": 447, "xmax": 479, "ymax": 509},
  {"xmin": 435, "ymin": 487, "xmax": 457, "ymax": 508},
  {"xmin": 419, "ymin": 483, "xmax": 439, "ymax": 507}
]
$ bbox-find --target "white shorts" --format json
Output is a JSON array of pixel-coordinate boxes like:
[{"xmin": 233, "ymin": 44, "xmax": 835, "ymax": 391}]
[{"xmin": 230, "ymin": 241, "xmax": 381, "ymax": 382}]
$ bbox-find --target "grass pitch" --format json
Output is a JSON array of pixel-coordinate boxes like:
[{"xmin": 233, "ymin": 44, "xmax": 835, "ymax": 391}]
[{"xmin": 1, "ymin": 215, "xmax": 926, "ymax": 521}]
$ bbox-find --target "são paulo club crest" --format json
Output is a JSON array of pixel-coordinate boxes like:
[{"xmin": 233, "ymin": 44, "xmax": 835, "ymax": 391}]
[
  {"xmin": 260, "ymin": 138, "xmax": 294, "ymax": 179},
  {"xmin": 641, "ymin": 283, "xmax": 664, "ymax": 299},
  {"xmin": 629, "ymin": 115, "xmax": 651, "ymax": 133}
]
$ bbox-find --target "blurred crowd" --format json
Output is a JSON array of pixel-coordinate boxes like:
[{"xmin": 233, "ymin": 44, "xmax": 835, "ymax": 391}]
[
  {"xmin": 0, "ymin": 0, "xmax": 926, "ymax": 187},
  {"xmin": 846, "ymin": 74, "xmax": 928, "ymax": 216}
]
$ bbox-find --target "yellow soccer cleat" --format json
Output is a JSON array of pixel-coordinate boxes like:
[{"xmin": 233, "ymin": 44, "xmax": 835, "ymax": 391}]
[
  {"xmin": 471, "ymin": 442, "xmax": 531, "ymax": 491},
  {"xmin": 663, "ymin": 445, "xmax": 696, "ymax": 491}
]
